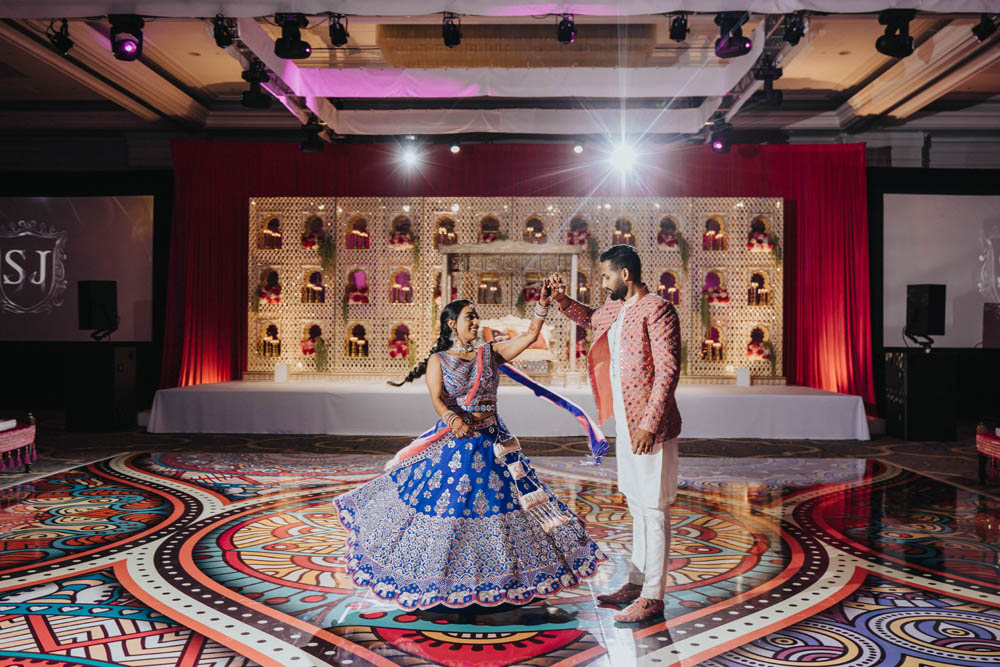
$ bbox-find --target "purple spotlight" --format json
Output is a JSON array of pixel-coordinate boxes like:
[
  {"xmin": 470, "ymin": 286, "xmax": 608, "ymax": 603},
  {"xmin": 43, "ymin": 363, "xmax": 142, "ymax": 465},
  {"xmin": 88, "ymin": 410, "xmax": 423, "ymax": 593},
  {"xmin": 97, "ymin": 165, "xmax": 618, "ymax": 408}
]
[
  {"xmin": 109, "ymin": 14, "xmax": 144, "ymax": 61},
  {"xmin": 712, "ymin": 139, "xmax": 724, "ymax": 152}
]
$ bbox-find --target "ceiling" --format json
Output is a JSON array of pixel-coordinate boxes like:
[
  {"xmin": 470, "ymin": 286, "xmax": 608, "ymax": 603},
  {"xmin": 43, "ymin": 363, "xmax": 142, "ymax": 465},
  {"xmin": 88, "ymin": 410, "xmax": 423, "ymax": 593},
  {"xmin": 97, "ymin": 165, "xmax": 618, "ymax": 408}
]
[{"xmin": 0, "ymin": 8, "xmax": 998, "ymax": 147}]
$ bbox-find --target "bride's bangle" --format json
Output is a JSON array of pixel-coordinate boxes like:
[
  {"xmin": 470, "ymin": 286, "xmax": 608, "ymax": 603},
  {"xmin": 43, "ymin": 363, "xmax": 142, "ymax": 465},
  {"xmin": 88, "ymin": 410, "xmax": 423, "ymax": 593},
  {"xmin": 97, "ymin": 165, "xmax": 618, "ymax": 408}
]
[
  {"xmin": 533, "ymin": 303, "xmax": 549, "ymax": 320},
  {"xmin": 442, "ymin": 410, "xmax": 459, "ymax": 427}
]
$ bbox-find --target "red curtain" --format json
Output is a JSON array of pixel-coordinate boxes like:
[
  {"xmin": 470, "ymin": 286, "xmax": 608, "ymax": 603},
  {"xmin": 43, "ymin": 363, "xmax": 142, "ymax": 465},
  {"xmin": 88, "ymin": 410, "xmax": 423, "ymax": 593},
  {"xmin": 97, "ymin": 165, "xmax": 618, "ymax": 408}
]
[{"xmin": 163, "ymin": 141, "xmax": 873, "ymax": 403}]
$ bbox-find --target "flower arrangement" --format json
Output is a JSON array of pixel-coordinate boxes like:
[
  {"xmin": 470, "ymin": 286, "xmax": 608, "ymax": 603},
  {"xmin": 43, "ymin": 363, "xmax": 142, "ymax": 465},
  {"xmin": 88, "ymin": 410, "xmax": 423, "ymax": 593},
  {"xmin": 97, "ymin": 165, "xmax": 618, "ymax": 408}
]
[
  {"xmin": 433, "ymin": 285, "xmax": 458, "ymax": 306},
  {"xmin": 389, "ymin": 338, "xmax": 410, "ymax": 359},
  {"xmin": 567, "ymin": 229, "xmax": 589, "ymax": 246},
  {"xmin": 258, "ymin": 284, "xmax": 281, "ymax": 306},
  {"xmin": 746, "ymin": 341, "xmax": 771, "ymax": 360},
  {"xmin": 301, "ymin": 229, "xmax": 325, "ymax": 250},
  {"xmin": 702, "ymin": 284, "xmax": 730, "ymax": 304},
  {"xmin": 390, "ymin": 229, "xmax": 414, "ymax": 248},
  {"xmin": 301, "ymin": 337, "xmax": 317, "ymax": 355},
  {"xmin": 657, "ymin": 230, "xmax": 678, "ymax": 248},
  {"xmin": 746, "ymin": 230, "xmax": 774, "ymax": 252}
]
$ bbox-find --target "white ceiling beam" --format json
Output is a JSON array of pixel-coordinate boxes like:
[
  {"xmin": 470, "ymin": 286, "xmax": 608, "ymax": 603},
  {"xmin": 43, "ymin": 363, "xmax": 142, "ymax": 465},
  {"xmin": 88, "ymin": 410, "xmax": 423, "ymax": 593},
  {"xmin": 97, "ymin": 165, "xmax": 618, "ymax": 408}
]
[
  {"xmin": 237, "ymin": 17, "xmax": 764, "ymax": 99},
  {"xmin": 14, "ymin": 18, "xmax": 209, "ymax": 125},
  {"xmin": 1, "ymin": 1, "xmax": 996, "ymax": 19},
  {"xmin": 836, "ymin": 19, "xmax": 996, "ymax": 124},
  {"xmin": 0, "ymin": 20, "xmax": 162, "ymax": 122}
]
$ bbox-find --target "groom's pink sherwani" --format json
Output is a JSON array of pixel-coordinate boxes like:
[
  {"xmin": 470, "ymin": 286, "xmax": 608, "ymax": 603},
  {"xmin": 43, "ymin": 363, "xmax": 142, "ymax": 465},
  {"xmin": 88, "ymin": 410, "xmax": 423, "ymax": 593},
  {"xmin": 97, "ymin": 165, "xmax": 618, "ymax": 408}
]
[{"xmin": 561, "ymin": 285, "xmax": 682, "ymax": 442}]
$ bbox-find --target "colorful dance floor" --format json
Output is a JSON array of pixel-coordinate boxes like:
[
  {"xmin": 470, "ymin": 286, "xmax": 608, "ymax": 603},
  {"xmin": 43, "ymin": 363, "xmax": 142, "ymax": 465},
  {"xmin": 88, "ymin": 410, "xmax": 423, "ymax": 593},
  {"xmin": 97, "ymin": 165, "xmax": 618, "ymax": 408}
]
[{"xmin": 0, "ymin": 452, "xmax": 997, "ymax": 666}]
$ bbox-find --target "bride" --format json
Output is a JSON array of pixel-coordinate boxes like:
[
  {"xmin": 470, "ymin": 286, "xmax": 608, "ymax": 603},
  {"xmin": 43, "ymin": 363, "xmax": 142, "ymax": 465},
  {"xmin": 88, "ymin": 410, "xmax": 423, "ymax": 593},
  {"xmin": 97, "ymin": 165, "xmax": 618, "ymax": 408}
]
[{"xmin": 335, "ymin": 282, "xmax": 606, "ymax": 610}]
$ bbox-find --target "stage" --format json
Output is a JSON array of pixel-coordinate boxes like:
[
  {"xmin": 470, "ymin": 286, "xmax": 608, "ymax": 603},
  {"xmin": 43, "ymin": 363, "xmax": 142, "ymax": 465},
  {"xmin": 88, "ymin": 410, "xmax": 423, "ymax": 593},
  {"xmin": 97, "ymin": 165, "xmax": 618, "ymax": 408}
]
[{"xmin": 149, "ymin": 381, "xmax": 870, "ymax": 440}]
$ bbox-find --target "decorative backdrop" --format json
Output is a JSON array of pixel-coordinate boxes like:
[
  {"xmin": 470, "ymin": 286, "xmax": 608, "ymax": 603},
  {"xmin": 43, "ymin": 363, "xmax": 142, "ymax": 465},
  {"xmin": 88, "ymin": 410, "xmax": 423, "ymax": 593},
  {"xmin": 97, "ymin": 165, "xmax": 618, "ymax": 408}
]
[
  {"xmin": 246, "ymin": 196, "xmax": 783, "ymax": 383},
  {"xmin": 165, "ymin": 141, "xmax": 872, "ymax": 403}
]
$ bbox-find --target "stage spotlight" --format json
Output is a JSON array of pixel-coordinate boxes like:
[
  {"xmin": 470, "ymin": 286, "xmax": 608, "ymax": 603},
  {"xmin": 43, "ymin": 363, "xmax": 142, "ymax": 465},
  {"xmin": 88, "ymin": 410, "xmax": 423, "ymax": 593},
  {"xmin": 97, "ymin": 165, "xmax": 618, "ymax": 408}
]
[
  {"xmin": 972, "ymin": 14, "xmax": 998, "ymax": 42},
  {"xmin": 274, "ymin": 13, "xmax": 312, "ymax": 59},
  {"xmin": 241, "ymin": 61, "xmax": 272, "ymax": 109},
  {"xmin": 714, "ymin": 12, "xmax": 752, "ymax": 59},
  {"xmin": 875, "ymin": 9, "xmax": 916, "ymax": 58},
  {"xmin": 47, "ymin": 19, "xmax": 73, "ymax": 55},
  {"xmin": 450, "ymin": 142, "xmax": 461, "ymax": 154},
  {"xmin": 710, "ymin": 124, "xmax": 732, "ymax": 153},
  {"xmin": 748, "ymin": 79, "xmax": 783, "ymax": 107},
  {"xmin": 329, "ymin": 14, "xmax": 349, "ymax": 47},
  {"xmin": 109, "ymin": 14, "xmax": 144, "ymax": 61},
  {"xmin": 300, "ymin": 116, "xmax": 325, "ymax": 153},
  {"xmin": 783, "ymin": 12, "xmax": 806, "ymax": 46},
  {"xmin": 557, "ymin": 14, "xmax": 576, "ymax": 45},
  {"xmin": 442, "ymin": 13, "xmax": 461, "ymax": 48},
  {"xmin": 753, "ymin": 55, "xmax": 782, "ymax": 82},
  {"xmin": 669, "ymin": 13, "xmax": 689, "ymax": 43},
  {"xmin": 609, "ymin": 142, "xmax": 637, "ymax": 172},
  {"xmin": 212, "ymin": 14, "xmax": 236, "ymax": 48},
  {"xmin": 401, "ymin": 146, "xmax": 420, "ymax": 167},
  {"xmin": 573, "ymin": 142, "xmax": 584, "ymax": 154}
]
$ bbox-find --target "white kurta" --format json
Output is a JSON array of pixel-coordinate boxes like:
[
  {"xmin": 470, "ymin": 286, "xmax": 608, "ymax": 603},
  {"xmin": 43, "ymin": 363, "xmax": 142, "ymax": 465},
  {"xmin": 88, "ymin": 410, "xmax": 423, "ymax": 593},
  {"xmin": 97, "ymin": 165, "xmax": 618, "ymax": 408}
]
[{"xmin": 608, "ymin": 295, "xmax": 679, "ymax": 510}]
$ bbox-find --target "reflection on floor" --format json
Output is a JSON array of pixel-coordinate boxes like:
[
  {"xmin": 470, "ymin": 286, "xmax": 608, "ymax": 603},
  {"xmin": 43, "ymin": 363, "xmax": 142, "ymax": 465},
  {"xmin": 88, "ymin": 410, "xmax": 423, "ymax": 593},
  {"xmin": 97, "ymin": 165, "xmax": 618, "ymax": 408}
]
[{"xmin": 0, "ymin": 453, "xmax": 997, "ymax": 666}]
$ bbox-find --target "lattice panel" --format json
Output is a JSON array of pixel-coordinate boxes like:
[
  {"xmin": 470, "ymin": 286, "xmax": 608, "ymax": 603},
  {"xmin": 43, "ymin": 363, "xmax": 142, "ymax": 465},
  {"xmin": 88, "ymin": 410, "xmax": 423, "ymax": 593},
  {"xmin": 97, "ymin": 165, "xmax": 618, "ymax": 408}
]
[{"xmin": 247, "ymin": 196, "xmax": 783, "ymax": 383}]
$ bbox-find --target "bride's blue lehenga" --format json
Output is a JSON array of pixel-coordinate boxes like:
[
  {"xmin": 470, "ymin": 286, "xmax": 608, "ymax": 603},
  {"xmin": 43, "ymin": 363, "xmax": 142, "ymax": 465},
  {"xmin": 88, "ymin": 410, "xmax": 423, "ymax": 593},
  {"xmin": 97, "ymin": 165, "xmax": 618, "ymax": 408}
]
[{"xmin": 335, "ymin": 341, "xmax": 607, "ymax": 610}]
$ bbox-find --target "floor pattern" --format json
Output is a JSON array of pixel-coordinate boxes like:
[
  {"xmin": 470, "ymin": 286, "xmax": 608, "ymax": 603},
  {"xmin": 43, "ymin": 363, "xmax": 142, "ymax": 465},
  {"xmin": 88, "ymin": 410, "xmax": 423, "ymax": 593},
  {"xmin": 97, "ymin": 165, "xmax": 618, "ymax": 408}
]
[{"xmin": 0, "ymin": 453, "xmax": 997, "ymax": 666}]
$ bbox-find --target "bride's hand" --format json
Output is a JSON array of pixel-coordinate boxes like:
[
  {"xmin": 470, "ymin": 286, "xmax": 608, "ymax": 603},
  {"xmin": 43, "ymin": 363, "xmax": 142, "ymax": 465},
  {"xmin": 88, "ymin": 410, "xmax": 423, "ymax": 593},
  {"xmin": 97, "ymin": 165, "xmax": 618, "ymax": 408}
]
[{"xmin": 539, "ymin": 278, "xmax": 553, "ymax": 308}]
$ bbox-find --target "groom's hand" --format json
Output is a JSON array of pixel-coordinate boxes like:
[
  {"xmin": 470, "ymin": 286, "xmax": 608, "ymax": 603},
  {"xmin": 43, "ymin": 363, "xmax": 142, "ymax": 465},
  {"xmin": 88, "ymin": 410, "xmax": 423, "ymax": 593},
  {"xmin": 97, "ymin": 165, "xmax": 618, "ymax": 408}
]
[
  {"xmin": 632, "ymin": 428, "xmax": 655, "ymax": 455},
  {"xmin": 547, "ymin": 273, "xmax": 570, "ymax": 309}
]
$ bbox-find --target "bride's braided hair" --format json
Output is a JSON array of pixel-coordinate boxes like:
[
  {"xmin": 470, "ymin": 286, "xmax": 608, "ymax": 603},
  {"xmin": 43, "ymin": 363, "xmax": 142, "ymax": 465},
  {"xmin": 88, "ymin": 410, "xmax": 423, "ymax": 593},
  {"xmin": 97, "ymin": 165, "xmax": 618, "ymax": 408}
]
[{"xmin": 388, "ymin": 299, "xmax": 475, "ymax": 387}]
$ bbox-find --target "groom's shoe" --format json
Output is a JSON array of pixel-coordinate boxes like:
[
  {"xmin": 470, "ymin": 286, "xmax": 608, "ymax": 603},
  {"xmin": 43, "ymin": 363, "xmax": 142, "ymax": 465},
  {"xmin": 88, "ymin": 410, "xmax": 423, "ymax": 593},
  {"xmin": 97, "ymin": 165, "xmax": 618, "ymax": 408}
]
[
  {"xmin": 614, "ymin": 598, "xmax": 665, "ymax": 623},
  {"xmin": 596, "ymin": 583, "xmax": 642, "ymax": 605}
]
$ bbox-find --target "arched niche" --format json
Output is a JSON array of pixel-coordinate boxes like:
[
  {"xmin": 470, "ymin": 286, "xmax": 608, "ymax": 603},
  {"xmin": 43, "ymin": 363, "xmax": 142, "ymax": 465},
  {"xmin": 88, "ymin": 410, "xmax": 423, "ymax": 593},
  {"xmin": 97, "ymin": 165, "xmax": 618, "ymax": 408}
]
[
  {"xmin": 747, "ymin": 325, "xmax": 772, "ymax": 361},
  {"xmin": 258, "ymin": 268, "xmax": 282, "ymax": 305},
  {"xmin": 523, "ymin": 272, "xmax": 544, "ymax": 304},
  {"xmin": 301, "ymin": 323, "xmax": 323, "ymax": 356},
  {"xmin": 702, "ymin": 269, "xmax": 729, "ymax": 304},
  {"xmin": 523, "ymin": 216, "xmax": 547, "ymax": 244},
  {"xmin": 301, "ymin": 215, "xmax": 325, "ymax": 249},
  {"xmin": 301, "ymin": 269, "xmax": 325, "ymax": 304},
  {"xmin": 701, "ymin": 325, "xmax": 725, "ymax": 361},
  {"xmin": 258, "ymin": 216, "xmax": 282, "ymax": 249},
  {"xmin": 346, "ymin": 215, "xmax": 371, "ymax": 249},
  {"xmin": 747, "ymin": 216, "xmax": 773, "ymax": 252},
  {"xmin": 748, "ymin": 271, "xmax": 771, "ymax": 306},
  {"xmin": 346, "ymin": 323, "xmax": 369, "ymax": 358},
  {"xmin": 479, "ymin": 216, "xmax": 501, "ymax": 243},
  {"xmin": 567, "ymin": 216, "xmax": 589, "ymax": 246},
  {"xmin": 260, "ymin": 322, "xmax": 281, "ymax": 357},
  {"xmin": 657, "ymin": 217, "xmax": 679, "ymax": 248},
  {"xmin": 390, "ymin": 269, "xmax": 413, "ymax": 303},
  {"xmin": 703, "ymin": 216, "xmax": 727, "ymax": 251},
  {"xmin": 434, "ymin": 217, "xmax": 458, "ymax": 249},
  {"xmin": 477, "ymin": 272, "xmax": 502, "ymax": 305},
  {"xmin": 657, "ymin": 270, "xmax": 680, "ymax": 305},
  {"xmin": 390, "ymin": 215, "xmax": 414, "ymax": 247},
  {"xmin": 389, "ymin": 322, "xmax": 410, "ymax": 359},
  {"xmin": 613, "ymin": 218, "xmax": 635, "ymax": 246},
  {"xmin": 346, "ymin": 268, "xmax": 369, "ymax": 304}
]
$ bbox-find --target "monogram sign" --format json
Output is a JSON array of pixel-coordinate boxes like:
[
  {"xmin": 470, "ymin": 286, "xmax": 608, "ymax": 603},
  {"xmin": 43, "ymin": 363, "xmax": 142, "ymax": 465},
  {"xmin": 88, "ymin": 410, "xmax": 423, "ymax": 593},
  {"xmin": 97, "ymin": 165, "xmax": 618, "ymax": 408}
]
[{"xmin": 0, "ymin": 219, "xmax": 68, "ymax": 315}]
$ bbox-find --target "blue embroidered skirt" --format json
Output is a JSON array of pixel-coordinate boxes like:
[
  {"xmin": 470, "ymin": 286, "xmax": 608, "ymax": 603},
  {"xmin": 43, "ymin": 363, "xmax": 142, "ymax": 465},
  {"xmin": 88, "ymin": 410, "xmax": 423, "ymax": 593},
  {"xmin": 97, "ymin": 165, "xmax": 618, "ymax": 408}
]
[{"xmin": 334, "ymin": 415, "xmax": 607, "ymax": 610}]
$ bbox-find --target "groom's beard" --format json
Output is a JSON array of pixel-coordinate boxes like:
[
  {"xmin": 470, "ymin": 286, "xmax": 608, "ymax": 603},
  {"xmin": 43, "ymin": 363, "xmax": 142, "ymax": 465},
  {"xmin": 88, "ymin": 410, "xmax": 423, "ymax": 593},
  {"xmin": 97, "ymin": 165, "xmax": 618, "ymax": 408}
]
[{"xmin": 608, "ymin": 283, "xmax": 628, "ymax": 301}]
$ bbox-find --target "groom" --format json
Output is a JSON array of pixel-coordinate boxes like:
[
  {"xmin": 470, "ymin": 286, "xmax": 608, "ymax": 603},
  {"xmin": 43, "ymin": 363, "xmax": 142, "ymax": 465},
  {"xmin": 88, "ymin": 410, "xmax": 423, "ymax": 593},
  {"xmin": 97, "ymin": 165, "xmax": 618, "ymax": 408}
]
[{"xmin": 549, "ymin": 245, "xmax": 681, "ymax": 623}]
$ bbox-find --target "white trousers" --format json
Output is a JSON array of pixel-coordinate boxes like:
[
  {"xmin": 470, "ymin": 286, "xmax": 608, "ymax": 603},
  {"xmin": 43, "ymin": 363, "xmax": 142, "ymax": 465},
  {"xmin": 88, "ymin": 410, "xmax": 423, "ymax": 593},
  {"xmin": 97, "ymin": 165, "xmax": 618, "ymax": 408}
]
[{"xmin": 617, "ymin": 434, "xmax": 678, "ymax": 600}]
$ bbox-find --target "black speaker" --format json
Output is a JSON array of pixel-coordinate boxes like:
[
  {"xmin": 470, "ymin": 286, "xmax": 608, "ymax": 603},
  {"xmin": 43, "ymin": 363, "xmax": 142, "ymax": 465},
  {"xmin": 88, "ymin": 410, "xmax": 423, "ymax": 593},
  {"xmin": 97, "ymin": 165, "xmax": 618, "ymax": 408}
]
[
  {"xmin": 884, "ymin": 349, "xmax": 956, "ymax": 441},
  {"xmin": 78, "ymin": 280, "xmax": 118, "ymax": 330},
  {"xmin": 985, "ymin": 303, "xmax": 1000, "ymax": 349},
  {"xmin": 905, "ymin": 284, "xmax": 945, "ymax": 336},
  {"xmin": 65, "ymin": 345, "xmax": 136, "ymax": 431}
]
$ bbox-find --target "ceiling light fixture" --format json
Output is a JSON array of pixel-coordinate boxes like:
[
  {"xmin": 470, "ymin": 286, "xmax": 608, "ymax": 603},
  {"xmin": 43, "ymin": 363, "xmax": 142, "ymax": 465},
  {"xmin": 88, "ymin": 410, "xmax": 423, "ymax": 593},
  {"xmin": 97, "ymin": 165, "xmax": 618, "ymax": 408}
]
[
  {"xmin": 442, "ymin": 13, "xmax": 461, "ymax": 48},
  {"xmin": 300, "ymin": 115, "xmax": 325, "ymax": 153},
  {"xmin": 241, "ymin": 60, "xmax": 272, "ymax": 109},
  {"xmin": 783, "ymin": 12, "xmax": 806, "ymax": 46},
  {"xmin": 212, "ymin": 14, "xmax": 236, "ymax": 48},
  {"xmin": 875, "ymin": 9, "xmax": 916, "ymax": 58},
  {"xmin": 274, "ymin": 13, "xmax": 311, "ymax": 59},
  {"xmin": 714, "ymin": 12, "xmax": 752, "ymax": 59},
  {"xmin": 557, "ymin": 14, "xmax": 576, "ymax": 45},
  {"xmin": 972, "ymin": 14, "xmax": 998, "ymax": 42},
  {"xmin": 47, "ymin": 18, "xmax": 73, "ymax": 55},
  {"xmin": 329, "ymin": 14, "xmax": 349, "ymax": 47},
  {"xmin": 669, "ymin": 13, "xmax": 689, "ymax": 43},
  {"xmin": 710, "ymin": 123, "xmax": 733, "ymax": 154},
  {"xmin": 109, "ymin": 14, "xmax": 144, "ymax": 61}
]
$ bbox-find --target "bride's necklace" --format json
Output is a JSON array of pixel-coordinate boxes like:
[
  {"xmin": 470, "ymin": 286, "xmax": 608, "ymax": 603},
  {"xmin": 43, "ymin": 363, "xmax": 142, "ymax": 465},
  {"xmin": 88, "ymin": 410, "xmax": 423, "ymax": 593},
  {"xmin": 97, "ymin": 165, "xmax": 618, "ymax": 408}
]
[{"xmin": 449, "ymin": 339, "xmax": 475, "ymax": 354}]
